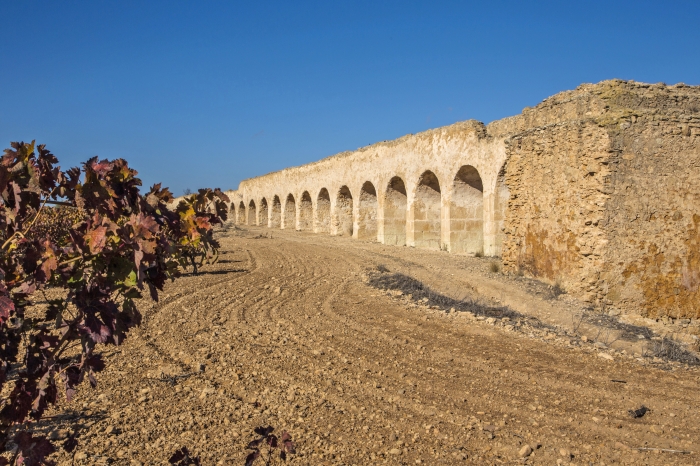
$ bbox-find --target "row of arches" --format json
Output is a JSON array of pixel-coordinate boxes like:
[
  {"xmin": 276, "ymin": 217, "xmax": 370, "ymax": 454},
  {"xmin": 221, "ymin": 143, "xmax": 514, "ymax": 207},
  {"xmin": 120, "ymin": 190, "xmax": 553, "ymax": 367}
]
[{"xmin": 234, "ymin": 165, "xmax": 504, "ymax": 255}]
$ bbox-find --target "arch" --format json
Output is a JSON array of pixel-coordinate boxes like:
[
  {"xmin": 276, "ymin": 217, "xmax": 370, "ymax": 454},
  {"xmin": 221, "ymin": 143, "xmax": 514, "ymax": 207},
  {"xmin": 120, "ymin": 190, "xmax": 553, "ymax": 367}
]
[
  {"xmin": 247, "ymin": 199, "xmax": 256, "ymax": 225},
  {"xmin": 383, "ymin": 176, "xmax": 407, "ymax": 246},
  {"xmin": 412, "ymin": 171, "xmax": 442, "ymax": 249},
  {"xmin": 237, "ymin": 201, "xmax": 245, "ymax": 225},
  {"xmin": 449, "ymin": 165, "xmax": 484, "ymax": 254},
  {"xmin": 283, "ymin": 194, "xmax": 296, "ymax": 229},
  {"xmin": 315, "ymin": 188, "xmax": 331, "ymax": 233},
  {"xmin": 270, "ymin": 195, "xmax": 282, "ymax": 228},
  {"xmin": 299, "ymin": 191, "xmax": 313, "ymax": 231},
  {"xmin": 358, "ymin": 181, "xmax": 378, "ymax": 241},
  {"xmin": 259, "ymin": 198, "xmax": 269, "ymax": 227},
  {"xmin": 335, "ymin": 186, "xmax": 353, "ymax": 236},
  {"xmin": 493, "ymin": 164, "xmax": 509, "ymax": 256}
]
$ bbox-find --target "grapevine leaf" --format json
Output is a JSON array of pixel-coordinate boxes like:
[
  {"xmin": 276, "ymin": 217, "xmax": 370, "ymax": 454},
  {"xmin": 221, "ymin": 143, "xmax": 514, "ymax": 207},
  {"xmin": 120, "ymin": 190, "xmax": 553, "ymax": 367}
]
[
  {"xmin": 0, "ymin": 296, "xmax": 14, "ymax": 324},
  {"xmin": 85, "ymin": 226, "xmax": 108, "ymax": 254},
  {"xmin": 244, "ymin": 450, "xmax": 260, "ymax": 466},
  {"xmin": 13, "ymin": 431, "xmax": 55, "ymax": 466}
]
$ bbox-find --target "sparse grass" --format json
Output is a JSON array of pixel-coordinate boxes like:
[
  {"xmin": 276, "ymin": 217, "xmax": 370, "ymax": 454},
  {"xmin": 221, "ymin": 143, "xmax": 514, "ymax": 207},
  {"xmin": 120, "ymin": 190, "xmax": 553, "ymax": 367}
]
[
  {"xmin": 647, "ymin": 337, "xmax": 700, "ymax": 365},
  {"xmin": 474, "ymin": 250, "xmax": 484, "ymax": 258},
  {"xmin": 489, "ymin": 262, "xmax": 500, "ymax": 273},
  {"xmin": 547, "ymin": 279, "xmax": 565, "ymax": 299},
  {"xmin": 368, "ymin": 269, "xmax": 523, "ymax": 320}
]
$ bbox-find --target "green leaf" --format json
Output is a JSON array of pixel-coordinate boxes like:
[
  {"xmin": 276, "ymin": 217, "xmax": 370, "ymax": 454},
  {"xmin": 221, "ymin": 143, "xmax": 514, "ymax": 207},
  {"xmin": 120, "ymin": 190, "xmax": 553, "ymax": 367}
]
[{"xmin": 124, "ymin": 270, "xmax": 137, "ymax": 287}]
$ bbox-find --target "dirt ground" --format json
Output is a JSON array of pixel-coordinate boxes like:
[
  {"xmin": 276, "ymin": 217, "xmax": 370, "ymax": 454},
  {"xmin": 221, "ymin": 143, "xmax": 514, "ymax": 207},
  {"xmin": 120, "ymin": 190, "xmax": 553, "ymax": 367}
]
[{"xmin": 41, "ymin": 224, "xmax": 699, "ymax": 465}]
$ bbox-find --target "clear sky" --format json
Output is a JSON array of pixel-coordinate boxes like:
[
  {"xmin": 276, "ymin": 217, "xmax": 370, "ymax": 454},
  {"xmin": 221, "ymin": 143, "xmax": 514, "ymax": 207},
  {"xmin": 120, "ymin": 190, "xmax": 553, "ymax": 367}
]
[{"xmin": 1, "ymin": 1, "xmax": 698, "ymax": 195}]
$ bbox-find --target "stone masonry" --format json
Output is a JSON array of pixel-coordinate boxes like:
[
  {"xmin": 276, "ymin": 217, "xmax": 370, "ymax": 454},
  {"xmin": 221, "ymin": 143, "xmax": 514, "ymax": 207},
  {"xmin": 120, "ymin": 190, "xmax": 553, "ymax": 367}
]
[{"xmin": 228, "ymin": 80, "xmax": 700, "ymax": 319}]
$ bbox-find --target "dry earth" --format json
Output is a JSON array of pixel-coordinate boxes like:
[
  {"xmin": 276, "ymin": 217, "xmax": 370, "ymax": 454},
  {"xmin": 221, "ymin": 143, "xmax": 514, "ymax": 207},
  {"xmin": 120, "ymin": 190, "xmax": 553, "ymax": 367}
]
[{"xmin": 38, "ymin": 224, "xmax": 700, "ymax": 465}]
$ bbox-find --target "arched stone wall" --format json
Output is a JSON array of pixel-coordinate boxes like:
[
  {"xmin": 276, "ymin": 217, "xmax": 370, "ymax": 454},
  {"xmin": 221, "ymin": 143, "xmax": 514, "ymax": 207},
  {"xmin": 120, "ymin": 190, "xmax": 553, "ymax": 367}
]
[
  {"xmin": 335, "ymin": 186, "xmax": 353, "ymax": 237},
  {"xmin": 247, "ymin": 200, "xmax": 257, "ymax": 226},
  {"xmin": 299, "ymin": 191, "xmax": 313, "ymax": 231},
  {"xmin": 410, "ymin": 171, "xmax": 442, "ymax": 250},
  {"xmin": 227, "ymin": 80, "xmax": 700, "ymax": 319},
  {"xmin": 315, "ymin": 188, "xmax": 331, "ymax": 233},
  {"xmin": 283, "ymin": 194, "xmax": 296, "ymax": 230},
  {"xmin": 383, "ymin": 176, "xmax": 407, "ymax": 246},
  {"xmin": 237, "ymin": 201, "xmax": 246, "ymax": 225},
  {"xmin": 259, "ymin": 198, "xmax": 269, "ymax": 227},
  {"xmin": 270, "ymin": 196, "xmax": 282, "ymax": 228},
  {"xmin": 449, "ymin": 165, "xmax": 484, "ymax": 254},
  {"xmin": 358, "ymin": 181, "xmax": 378, "ymax": 241}
]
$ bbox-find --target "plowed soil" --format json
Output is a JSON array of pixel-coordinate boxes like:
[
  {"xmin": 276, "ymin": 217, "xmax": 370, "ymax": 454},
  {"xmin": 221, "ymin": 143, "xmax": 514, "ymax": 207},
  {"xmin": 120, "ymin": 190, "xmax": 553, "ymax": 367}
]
[{"xmin": 44, "ymin": 225, "xmax": 699, "ymax": 465}]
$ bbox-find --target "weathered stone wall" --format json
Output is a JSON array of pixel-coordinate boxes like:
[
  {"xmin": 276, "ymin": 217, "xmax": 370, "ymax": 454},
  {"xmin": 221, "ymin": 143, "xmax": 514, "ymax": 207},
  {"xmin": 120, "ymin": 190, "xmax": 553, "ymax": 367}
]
[
  {"xmin": 228, "ymin": 80, "xmax": 700, "ymax": 318},
  {"xmin": 231, "ymin": 120, "xmax": 510, "ymax": 256},
  {"xmin": 499, "ymin": 81, "xmax": 700, "ymax": 318},
  {"xmin": 598, "ymin": 82, "xmax": 700, "ymax": 319}
]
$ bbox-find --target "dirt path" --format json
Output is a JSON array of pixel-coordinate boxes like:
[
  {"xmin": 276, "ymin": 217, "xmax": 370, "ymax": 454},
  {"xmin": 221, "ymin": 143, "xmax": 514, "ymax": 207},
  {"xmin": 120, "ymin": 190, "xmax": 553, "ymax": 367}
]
[{"xmin": 44, "ymin": 225, "xmax": 699, "ymax": 465}]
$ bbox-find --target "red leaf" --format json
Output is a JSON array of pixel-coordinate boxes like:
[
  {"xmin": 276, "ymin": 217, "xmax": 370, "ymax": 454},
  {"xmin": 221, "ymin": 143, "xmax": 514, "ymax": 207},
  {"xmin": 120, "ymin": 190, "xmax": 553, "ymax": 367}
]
[
  {"xmin": 0, "ymin": 296, "xmax": 14, "ymax": 324},
  {"xmin": 85, "ymin": 226, "xmax": 108, "ymax": 254},
  {"xmin": 244, "ymin": 450, "xmax": 260, "ymax": 466}
]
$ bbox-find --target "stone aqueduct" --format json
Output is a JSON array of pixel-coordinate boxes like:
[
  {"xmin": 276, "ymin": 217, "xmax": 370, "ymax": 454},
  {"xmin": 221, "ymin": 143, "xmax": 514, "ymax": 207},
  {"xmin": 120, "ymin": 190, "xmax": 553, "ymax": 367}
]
[
  {"xmin": 232, "ymin": 120, "xmax": 507, "ymax": 257},
  {"xmin": 228, "ymin": 80, "xmax": 700, "ymax": 319}
]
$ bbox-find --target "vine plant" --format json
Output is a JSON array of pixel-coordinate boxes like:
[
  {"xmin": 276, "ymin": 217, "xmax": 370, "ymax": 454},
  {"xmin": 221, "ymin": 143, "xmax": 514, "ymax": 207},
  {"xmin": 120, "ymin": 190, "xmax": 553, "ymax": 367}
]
[{"xmin": 0, "ymin": 141, "xmax": 228, "ymax": 464}]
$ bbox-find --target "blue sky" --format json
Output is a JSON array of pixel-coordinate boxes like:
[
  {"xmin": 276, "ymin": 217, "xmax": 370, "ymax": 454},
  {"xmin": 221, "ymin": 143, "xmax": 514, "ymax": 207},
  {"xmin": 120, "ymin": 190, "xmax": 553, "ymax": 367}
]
[{"xmin": 1, "ymin": 1, "xmax": 698, "ymax": 195}]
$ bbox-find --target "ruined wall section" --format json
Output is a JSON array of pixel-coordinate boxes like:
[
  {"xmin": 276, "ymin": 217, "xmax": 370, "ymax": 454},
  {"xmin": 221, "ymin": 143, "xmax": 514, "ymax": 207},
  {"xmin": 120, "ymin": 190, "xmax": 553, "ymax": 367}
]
[
  {"xmin": 597, "ymin": 82, "xmax": 700, "ymax": 318},
  {"xmin": 499, "ymin": 87, "xmax": 615, "ymax": 298},
  {"xmin": 501, "ymin": 118, "xmax": 612, "ymax": 299},
  {"xmin": 501, "ymin": 80, "xmax": 700, "ymax": 317}
]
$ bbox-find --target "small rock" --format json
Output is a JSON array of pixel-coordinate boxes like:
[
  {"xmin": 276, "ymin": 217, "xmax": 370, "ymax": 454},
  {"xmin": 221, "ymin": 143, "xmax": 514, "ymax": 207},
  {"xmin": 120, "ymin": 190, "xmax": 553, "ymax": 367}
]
[
  {"xmin": 594, "ymin": 342, "xmax": 607, "ymax": 349},
  {"xmin": 559, "ymin": 448, "xmax": 571, "ymax": 458},
  {"xmin": 75, "ymin": 452, "xmax": 87, "ymax": 460},
  {"xmin": 518, "ymin": 444, "xmax": 532, "ymax": 457},
  {"xmin": 598, "ymin": 352, "xmax": 614, "ymax": 361},
  {"xmin": 389, "ymin": 448, "xmax": 401, "ymax": 455},
  {"xmin": 614, "ymin": 441, "xmax": 631, "ymax": 450},
  {"xmin": 581, "ymin": 335, "xmax": 588, "ymax": 342},
  {"xmin": 649, "ymin": 425, "xmax": 664, "ymax": 434}
]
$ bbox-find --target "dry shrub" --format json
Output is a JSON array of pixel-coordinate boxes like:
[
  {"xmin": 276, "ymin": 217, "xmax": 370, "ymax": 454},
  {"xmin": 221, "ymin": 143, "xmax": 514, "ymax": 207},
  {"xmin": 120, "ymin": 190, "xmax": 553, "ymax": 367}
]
[{"xmin": 648, "ymin": 337, "xmax": 700, "ymax": 365}]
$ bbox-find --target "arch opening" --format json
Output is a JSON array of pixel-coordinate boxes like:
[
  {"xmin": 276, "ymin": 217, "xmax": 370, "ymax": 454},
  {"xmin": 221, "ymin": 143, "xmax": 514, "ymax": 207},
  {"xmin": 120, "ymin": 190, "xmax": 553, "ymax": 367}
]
[
  {"xmin": 315, "ymin": 188, "xmax": 331, "ymax": 233},
  {"xmin": 384, "ymin": 176, "xmax": 407, "ymax": 246},
  {"xmin": 247, "ymin": 200, "xmax": 256, "ymax": 225},
  {"xmin": 450, "ymin": 165, "xmax": 484, "ymax": 254},
  {"xmin": 236, "ymin": 201, "xmax": 245, "ymax": 225},
  {"xmin": 299, "ymin": 191, "xmax": 313, "ymax": 231},
  {"xmin": 412, "ymin": 171, "xmax": 442, "ymax": 249},
  {"xmin": 270, "ymin": 196, "xmax": 282, "ymax": 228},
  {"xmin": 259, "ymin": 198, "xmax": 269, "ymax": 227},
  {"xmin": 358, "ymin": 181, "xmax": 378, "ymax": 241},
  {"xmin": 493, "ymin": 164, "xmax": 509, "ymax": 256},
  {"xmin": 335, "ymin": 186, "xmax": 353, "ymax": 236},
  {"xmin": 283, "ymin": 194, "xmax": 296, "ymax": 229}
]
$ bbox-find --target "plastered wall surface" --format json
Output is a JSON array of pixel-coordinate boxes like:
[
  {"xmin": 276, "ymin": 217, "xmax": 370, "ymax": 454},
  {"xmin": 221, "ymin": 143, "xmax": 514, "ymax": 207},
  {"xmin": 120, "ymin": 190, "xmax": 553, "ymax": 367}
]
[{"xmin": 227, "ymin": 80, "xmax": 700, "ymax": 319}]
